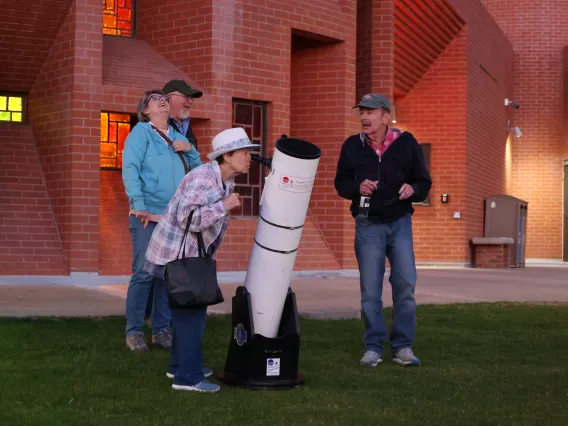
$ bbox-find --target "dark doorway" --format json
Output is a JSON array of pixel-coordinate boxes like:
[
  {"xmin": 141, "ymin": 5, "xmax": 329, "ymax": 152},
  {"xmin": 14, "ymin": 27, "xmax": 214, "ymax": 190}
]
[{"xmin": 564, "ymin": 162, "xmax": 568, "ymax": 262}]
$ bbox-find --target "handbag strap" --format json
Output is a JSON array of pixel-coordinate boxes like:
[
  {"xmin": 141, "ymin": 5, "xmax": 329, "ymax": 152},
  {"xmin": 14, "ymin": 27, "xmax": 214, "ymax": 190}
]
[
  {"xmin": 151, "ymin": 124, "xmax": 189, "ymax": 174},
  {"xmin": 177, "ymin": 209, "xmax": 210, "ymax": 259}
]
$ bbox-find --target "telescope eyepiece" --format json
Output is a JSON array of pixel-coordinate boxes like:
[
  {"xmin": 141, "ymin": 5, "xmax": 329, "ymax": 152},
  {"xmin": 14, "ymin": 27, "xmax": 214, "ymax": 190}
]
[{"xmin": 251, "ymin": 153, "xmax": 272, "ymax": 168}]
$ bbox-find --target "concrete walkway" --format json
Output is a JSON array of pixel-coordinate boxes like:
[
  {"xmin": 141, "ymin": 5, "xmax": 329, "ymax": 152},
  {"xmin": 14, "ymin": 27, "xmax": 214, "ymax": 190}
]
[{"xmin": 1, "ymin": 266, "xmax": 567, "ymax": 318}]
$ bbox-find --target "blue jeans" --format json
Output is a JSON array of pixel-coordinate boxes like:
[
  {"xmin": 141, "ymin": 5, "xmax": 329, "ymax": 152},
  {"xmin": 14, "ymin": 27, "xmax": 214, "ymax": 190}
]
[
  {"xmin": 355, "ymin": 214, "xmax": 417, "ymax": 354},
  {"xmin": 169, "ymin": 307, "xmax": 208, "ymax": 386},
  {"xmin": 125, "ymin": 215, "xmax": 171, "ymax": 336}
]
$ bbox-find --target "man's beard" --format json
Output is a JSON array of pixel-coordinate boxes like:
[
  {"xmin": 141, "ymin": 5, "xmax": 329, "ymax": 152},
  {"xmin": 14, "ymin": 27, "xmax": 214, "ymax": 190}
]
[{"xmin": 178, "ymin": 108, "xmax": 190, "ymax": 120}]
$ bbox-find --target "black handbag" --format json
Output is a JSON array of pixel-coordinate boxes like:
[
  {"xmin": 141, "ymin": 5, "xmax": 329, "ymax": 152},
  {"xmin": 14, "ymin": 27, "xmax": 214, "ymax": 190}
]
[{"xmin": 164, "ymin": 210, "xmax": 224, "ymax": 308}]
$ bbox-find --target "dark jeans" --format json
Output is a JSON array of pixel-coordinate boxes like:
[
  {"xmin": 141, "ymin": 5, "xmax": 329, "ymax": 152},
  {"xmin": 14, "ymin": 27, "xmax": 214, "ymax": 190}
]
[
  {"xmin": 169, "ymin": 306, "xmax": 208, "ymax": 386},
  {"xmin": 355, "ymin": 214, "xmax": 417, "ymax": 354},
  {"xmin": 145, "ymin": 286, "xmax": 154, "ymax": 320},
  {"xmin": 125, "ymin": 215, "xmax": 171, "ymax": 336}
]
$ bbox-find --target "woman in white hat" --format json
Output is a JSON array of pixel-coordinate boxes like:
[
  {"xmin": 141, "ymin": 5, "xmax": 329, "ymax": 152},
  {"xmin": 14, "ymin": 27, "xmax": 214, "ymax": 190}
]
[{"xmin": 144, "ymin": 127, "xmax": 260, "ymax": 393}]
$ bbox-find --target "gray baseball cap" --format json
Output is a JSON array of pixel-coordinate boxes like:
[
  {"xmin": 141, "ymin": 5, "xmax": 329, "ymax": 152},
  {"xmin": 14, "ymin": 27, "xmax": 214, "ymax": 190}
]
[{"xmin": 353, "ymin": 93, "xmax": 392, "ymax": 111}]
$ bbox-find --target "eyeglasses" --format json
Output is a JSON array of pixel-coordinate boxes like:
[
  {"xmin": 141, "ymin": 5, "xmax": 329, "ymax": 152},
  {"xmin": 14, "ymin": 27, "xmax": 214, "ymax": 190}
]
[
  {"xmin": 169, "ymin": 93, "xmax": 195, "ymax": 101},
  {"xmin": 148, "ymin": 94, "xmax": 170, "ymax": 103}
]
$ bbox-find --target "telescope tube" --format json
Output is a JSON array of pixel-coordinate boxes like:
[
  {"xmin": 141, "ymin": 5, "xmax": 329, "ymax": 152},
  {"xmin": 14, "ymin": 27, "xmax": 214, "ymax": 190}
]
[{"xmin": 244, "ymin": 137, "xmax": 321, "ymax": 338}]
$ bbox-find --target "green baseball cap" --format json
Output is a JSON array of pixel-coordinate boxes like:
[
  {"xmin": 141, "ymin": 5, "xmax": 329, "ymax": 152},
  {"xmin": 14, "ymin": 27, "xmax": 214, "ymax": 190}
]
[
  {"xmin": 353, "ymin": 93, "xmax": 391, "ymax": 111},
  {"xmin": 162, "ymin": 80, "xmax": 203, "ymax": 98}
]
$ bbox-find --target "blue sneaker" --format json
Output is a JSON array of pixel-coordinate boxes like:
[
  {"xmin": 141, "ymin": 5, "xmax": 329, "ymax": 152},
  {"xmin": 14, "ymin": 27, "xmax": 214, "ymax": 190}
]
[
  {"xmin": 172, "ymin": 380, "xmax": 220, "ymax": 393},
  {"xmin": 392, "ymin": 348, "xmax": 420, "ymax": 366},
  {"xmin": 360, "ymin": 350, "xmax": 382, "ymax": 366},
  {"xmin": 166, "ymin": 367, "xmax": 213, "ymax": 379}
]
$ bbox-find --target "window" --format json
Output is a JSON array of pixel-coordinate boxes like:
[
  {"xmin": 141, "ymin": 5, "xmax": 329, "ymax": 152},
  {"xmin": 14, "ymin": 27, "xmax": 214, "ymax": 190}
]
[
  {"xmin": 100, "ymin": 112, "xmax": 137, "ymax": 169},
  {"xmin": 414, "ymin": 142, "xmax": 432, "ymax": 206},
  {"xmin": 103, "ymin": 0, "xmax": 134, "ymax": 37},
  {"xmin": 0, "ymin": 93, "xmax": 25, "ymax": 123},
  {"xmin": 231, "ymin": 99, "xmax": 267, "ymax": 217}
]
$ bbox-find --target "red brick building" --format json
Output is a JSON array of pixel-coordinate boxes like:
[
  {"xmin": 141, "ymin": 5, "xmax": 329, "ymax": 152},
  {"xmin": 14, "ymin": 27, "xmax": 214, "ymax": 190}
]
[{"xmin": 1, "ymin": 0, "xmax": 566, "ymax": 276}]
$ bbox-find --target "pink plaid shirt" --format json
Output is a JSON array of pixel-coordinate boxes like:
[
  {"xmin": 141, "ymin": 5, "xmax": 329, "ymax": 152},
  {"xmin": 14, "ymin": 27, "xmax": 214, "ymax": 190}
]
[
  {"xmin": 363, "ymin": 126, "xmax": 401, "ymax": 157},
  {"xmin": 144, "ymin": 161, "xmax": 234, "ymax": 278}
]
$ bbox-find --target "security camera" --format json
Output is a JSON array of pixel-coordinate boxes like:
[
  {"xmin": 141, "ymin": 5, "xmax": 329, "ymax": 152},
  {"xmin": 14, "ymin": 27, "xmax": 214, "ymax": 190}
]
[{"xmin": 504, "ymin": 98, "xmax": 520, "ymax": 109}]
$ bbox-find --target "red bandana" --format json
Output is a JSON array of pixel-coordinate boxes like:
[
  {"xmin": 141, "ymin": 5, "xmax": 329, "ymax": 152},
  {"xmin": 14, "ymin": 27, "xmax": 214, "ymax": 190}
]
[{"xmin": 366, "ymin": 127, "xmax": 401, "ymax": 157}]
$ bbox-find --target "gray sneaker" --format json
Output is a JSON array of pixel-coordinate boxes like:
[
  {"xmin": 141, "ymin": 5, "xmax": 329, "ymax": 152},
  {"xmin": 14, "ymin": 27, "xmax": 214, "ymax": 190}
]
[
  {"xmin": 126, "ymin": 335, "xmax": 149, "ymax": 354},
  {"xmin": 152, "ymin": 328, "xmax": 172, "ymax": 351},
  {"xmin": 392, "ymin": 348, "xmax": 420, "ymax": 366},
  {"xmin": 360, "ymin": 350, "xmax": 382, "ymax": 366},
  {"xmin": 172, "ymin": 380, "xmax": 220, "ymax": 393}
]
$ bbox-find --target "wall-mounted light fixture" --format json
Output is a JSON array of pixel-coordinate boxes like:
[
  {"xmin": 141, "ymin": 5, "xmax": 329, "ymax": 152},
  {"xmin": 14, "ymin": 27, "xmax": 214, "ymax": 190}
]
[
  {"xmin": 506, "ymin": 120, "xmax": 522, "ymax": 138},
  {"xmin": 391, "ymin": 106, "xmax": 397, "ymax": 124}
]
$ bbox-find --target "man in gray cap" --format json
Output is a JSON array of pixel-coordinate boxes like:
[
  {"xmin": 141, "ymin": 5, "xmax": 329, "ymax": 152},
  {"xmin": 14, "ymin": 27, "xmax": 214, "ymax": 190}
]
[
  {"xmin": 334, "ymin": 93, "xmax": 432, "ymax": 368},
  {"xmin": 163, "ymin": 79, "xmax": 203, "ymax": 149}
]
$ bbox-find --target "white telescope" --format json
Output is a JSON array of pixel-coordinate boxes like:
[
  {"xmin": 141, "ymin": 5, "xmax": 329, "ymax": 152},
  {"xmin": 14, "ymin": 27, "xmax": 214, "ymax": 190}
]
[
  {"xmin": 218, "ymin": 136, "xmax": 321, "ymax": 390},
  {"xmin": 244, "ymin": 137, "xmax": 322, "ymax": 338}
]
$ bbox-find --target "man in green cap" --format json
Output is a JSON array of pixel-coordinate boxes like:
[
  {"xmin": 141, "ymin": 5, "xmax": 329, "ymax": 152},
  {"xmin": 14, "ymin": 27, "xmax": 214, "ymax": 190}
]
[
  {"xmin": 334, "ymin": 93, "xmax": 432, "ymax": 368},
  {"xmin": 163, "ymin": 79, "xmax": 203, "ymax": 149}
]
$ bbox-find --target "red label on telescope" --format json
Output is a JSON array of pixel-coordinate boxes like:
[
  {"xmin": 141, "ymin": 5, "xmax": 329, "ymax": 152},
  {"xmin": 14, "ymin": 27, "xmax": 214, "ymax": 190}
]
[{"xmin": 279, "ymin": 173, "xmax": 315, "ymax": 193}]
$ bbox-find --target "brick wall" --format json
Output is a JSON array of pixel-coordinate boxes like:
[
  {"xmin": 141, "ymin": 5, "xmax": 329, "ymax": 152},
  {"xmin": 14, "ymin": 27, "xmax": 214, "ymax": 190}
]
[
  {"xmin": 482, "ymin": 0, "xmax": 568, "ymax": 259},
  {"xmin": 28, "ymin": 0, "xmax": 102, "ymax": 273},
  {"xmin": 394, "ymin": 2, "xmax": 514, "ymax": 264},
  {"xmin": 27, "ymin": 4, "xmax": 75, "ymax": 271},
  {"xmin": 101, "ymin": 36, "xmax": 203, "ymax": 115},
  {"xmin": 396, "ymin": 32, "xmax": 469, "ymax": 262},
  {"xmin": 99, "ymin": 171, "xmax": 131, "ymax": 275},
  {"xmin": 0, "ymin": 124, "xmax": 67, "ymax": 275},
  {"xmin": 290, "ymin": 34, "xmax": 357, "ymax": 269},
  {"xmin": 473, "ymin": 244, "xmax": 510, "ymax": 269},
  {"xmin": 454, "ymin": 0, "xmax": 515, "ymax": 254},
  {"xmin": 0, "ymin": 0, "xmax": 73, "ymax": 92},
  {"xmin": 136, "ymin": 0, "xmax": 216, "ymax": 132},
  {"xmin": 356, "ymin": 0, "xmax": 394, "ymax": 101}
]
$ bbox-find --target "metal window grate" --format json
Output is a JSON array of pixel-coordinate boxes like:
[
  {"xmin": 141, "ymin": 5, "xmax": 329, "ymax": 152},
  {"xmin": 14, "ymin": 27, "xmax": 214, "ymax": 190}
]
[{"xmin": 231, "ymin": 99, "xmax": 268, "ymax": 218}]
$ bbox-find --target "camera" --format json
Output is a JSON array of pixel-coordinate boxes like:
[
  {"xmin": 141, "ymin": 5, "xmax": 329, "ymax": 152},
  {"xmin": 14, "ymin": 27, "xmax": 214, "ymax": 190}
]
[
  {"xmin": 504, "ymin": 98, "xmax": 520, "ymax": 110},
  {"xmin": 358, "ymin": 196, "xmax": 370, "ymax": 218}
]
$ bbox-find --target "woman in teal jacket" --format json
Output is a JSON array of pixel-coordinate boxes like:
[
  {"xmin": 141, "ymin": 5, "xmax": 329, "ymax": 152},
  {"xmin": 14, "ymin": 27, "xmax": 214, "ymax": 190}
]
[{"xmin": 122, "ymin": 89, "xmax": 202, "ymax": 354}]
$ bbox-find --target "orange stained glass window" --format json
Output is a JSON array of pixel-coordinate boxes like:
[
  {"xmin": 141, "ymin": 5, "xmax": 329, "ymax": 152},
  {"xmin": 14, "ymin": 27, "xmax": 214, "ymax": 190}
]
[
  {"xmin": 103, "ymin": 0, "xmax": 134, "ymax": 37},
  {"xmin": 100, "ymin": 112, "xmax": 132, "ymax": 169},
  {"xmin": 0, "ymin": 94, "xmax": 24, "ymax": 123}
]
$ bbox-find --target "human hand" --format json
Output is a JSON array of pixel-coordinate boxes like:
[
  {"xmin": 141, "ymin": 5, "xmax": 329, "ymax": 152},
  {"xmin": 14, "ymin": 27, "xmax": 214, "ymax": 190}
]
[
  {"xmin": 359, "ymin": 179, "xmax": 378, "ymax": 196},
  {"xmin": 223, "ymin": 193, "xmax": 241, "ymax": 212},
  {"xmin": 399, "ymin": 183, "xmax": 415, "ymax": 200},
  {"xmin": 172, "ymin": 140, "xmax": 191, "ymax": 152},
  {"xmin": 135, "ymin": 210, "xmax": 150, "ymax": 228}
]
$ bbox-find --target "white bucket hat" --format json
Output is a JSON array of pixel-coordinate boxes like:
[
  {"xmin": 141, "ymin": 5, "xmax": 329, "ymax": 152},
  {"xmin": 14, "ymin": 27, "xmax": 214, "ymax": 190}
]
[{"xmin": 207, "ymin": 127, "xmax": 262, "ymax": 160}]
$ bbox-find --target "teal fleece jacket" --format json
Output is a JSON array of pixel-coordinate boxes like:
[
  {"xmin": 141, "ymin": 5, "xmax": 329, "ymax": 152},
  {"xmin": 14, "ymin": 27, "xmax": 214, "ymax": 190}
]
[{"xmin": 122, "ymin": 122, "xmax": 202, "ymax": 215}]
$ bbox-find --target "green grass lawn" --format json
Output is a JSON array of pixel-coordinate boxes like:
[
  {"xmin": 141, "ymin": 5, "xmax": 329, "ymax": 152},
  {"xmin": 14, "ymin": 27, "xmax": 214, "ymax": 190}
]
[{"xmin": 1, "ymin": 303, "xmax": 568, "ymax": 426}]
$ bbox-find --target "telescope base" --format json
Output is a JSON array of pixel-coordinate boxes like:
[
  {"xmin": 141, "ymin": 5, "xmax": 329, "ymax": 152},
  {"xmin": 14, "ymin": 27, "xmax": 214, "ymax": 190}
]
[
  {"xmin": 218, "ymin": 286, "xmax": 304, "ymax": 390},
  {"xmin": 215, "ymin": 372, "xmax": 304, "ymax": 390}
]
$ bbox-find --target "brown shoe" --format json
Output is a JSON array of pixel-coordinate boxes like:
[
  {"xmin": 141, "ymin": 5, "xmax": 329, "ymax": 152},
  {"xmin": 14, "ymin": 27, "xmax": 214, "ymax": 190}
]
[
  {"xmin": 126, "ymin": 334, "xmax": 149, "ymax": 354},
  {"xmin": 152, "ymin": 328, "xmax": 172, "ymax": 351}
]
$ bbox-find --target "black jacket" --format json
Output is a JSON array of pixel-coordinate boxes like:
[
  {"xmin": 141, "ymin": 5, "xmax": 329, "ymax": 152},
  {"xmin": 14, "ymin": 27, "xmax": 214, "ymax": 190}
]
[
  {"xmin": 334, "ymin": 131, "xmax": 432, "ymax": 224},
  {"xmin": 169, "ymin": 117, "xmax": 198, "ymax": 149}
]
